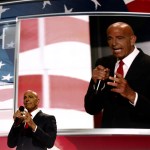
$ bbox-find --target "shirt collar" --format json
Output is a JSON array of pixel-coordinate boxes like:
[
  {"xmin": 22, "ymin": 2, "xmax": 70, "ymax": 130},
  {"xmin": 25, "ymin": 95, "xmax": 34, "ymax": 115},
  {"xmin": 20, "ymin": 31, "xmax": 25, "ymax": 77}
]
[
  {"xmin": 30, "ymin": 108, "xmax": 40, "ymax": 118},
  {"xmin": 118, "ymin": 46, "xmax": 139, "ymax": 68}
]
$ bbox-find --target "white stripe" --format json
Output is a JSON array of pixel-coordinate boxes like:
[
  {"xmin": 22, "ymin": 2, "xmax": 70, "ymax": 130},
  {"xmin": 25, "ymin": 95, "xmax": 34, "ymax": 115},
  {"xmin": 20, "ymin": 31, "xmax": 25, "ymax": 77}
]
[
  {"xmin": 71, "ymin": 15, "xmax": 89, "ymax": 22},
  {"xmin": 19, "ymin": 42, "xmax": 91, "ymax": 82},
  {"xmin": 38, "ymin": 17, "xmax": 50, "ymax": 108},
  {"xmin": 0, "ymin": 99, "xmax": 13, "ymax": 109}
]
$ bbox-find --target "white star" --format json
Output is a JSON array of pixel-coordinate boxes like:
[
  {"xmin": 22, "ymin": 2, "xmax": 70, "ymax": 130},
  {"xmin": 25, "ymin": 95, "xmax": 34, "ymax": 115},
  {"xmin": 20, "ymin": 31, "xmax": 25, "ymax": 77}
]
[
  {"xmin": 2, "ymin": 73, "xmax": 13, "ymax": 81},
  {"xmin": 64, "ymin": 5, "xmax": 73, "ymax": 13},
  {"xmin": 0, "ymin": 61, "xmax": 5, "ymax": 69},
  {"xmin": 0, "ymin": 6, "xmax": 10, "ymax": 19},
  {"xmin": 123, "ymin": 0, "xmax": 135, "ymax": 5},
  {"xmin": 91, "ymin": 0, "xmax": 101, "ymax": 10},
  {"xmin": 7, "ymin": 41, "xmax": 15, "ymax": 48},
  {"xmin": 43, "ymin": 0, "xmax": 51, "ymax": 9}
]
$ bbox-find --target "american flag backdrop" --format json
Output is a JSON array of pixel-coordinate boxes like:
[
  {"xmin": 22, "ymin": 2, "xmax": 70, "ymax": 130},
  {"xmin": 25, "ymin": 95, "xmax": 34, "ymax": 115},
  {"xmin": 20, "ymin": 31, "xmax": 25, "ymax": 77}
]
[
  {"xmin": 0, "ymin": 23, "xmax": 16, "ymax": 135},
  {"xmin": 0, "ymin": 0, "xmax": 150, "ymax": 21},
  {"xmin": 0, "ymin": 0, "xmax": 149, "ymax": 134},
  {"xmin": 0, "ymin": 0, "xmax": 149, "ymax": 150},
  {"xmin": 0, "ymin": 25, "xmax": 15, "ymax": 94},
  {"xmin": 0, "ymin": 0, "xmax": 128, "ymax": 21},
  {"xmin": 16, "ymin": 15, "xmax": 93, "ymax": 129}
]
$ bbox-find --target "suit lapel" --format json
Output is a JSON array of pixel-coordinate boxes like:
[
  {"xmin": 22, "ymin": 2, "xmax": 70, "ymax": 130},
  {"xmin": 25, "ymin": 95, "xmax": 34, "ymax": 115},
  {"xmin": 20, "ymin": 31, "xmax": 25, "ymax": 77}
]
[
  {"xmin": 109, "ymin": 57, "xmax": 117, "ymax": 77},
  {"xmin": 125, "ymin": 50, "xmax": 144, "ymax": 80},
  {"xmin": 33, "ymin": 110, "xmax": 42, "ymax": 123}
]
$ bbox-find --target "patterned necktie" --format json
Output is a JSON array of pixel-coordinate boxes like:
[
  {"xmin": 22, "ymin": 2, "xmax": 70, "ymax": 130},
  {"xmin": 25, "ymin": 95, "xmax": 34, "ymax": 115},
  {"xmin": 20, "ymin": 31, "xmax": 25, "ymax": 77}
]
[{"xmin": 116, "ymin": 60, "xmax": 124, "ymax": 77}]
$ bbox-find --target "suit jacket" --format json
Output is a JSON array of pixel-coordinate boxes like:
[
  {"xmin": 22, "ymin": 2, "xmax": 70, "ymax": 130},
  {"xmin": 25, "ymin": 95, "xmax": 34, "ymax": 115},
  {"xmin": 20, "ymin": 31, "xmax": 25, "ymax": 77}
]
[
  {"xmin": 84, "ymin": 49, "xmax": 150, "ymax": 128},
  {"xmin": 7, "ymin": 110, "xmax": 57, "ymax": 150}
]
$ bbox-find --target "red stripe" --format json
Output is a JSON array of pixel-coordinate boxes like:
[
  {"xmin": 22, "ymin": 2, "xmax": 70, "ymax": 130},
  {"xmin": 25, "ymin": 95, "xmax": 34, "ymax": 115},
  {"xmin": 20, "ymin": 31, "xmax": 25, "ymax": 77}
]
[
  {"xmin": 50, "ymin": 75, "xmax": 88, "ymax": 111},
  {"xmin": 20, "ymin": 19, "xmax": 39, "ymax": 52},
  {"xmin": 20, "ymin": 16, "xmax": 89, "ymax": 52},
  {"xmin": 45, "ymin": 16, "xmax": 89, "ymax": 45},
  {"xmin": 127, "ymin": 1, "xmax": 150, "ymax": 13},
  {"xmin": 0, "ymin": 89, "xmax": 13, "ymax": 101},
  {"xmin": 17, "ymin": 75, "xmax": 89, "ymax": 111}
]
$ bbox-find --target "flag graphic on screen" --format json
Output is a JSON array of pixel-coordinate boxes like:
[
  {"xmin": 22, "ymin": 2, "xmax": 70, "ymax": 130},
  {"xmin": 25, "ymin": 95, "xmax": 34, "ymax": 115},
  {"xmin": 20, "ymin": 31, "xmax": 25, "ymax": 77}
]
[
  {"xmin": 0, "ymin": 24, "xmax": 15, "ymax": 109},
  {"xmin": 17, "ymin": 15, "xmax": 93, "ymax": 129},
  {"xmin": 1, "ymin": 0, "xmax": 150, "ymax": 21},
  {"xmin": 0, "ymin": 26, "xmax": 14, "ymax": 85},
  {"xmin": 0, "ymin": 0, "xmax": 128, "ymax": 21},
  {"xmin": 0, "ymin": 21, "xmax": 15, "ymax": 136}
]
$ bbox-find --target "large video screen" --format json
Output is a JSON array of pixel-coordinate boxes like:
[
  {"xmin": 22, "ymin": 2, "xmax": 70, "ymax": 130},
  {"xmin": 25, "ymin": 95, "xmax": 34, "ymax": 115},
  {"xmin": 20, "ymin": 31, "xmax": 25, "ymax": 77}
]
[
  {"xmin": 89, "ymin": 13, "xmax": 150, "ymax": 129},
  {"xmin": 15, "ymin": 14, "xmax": 93, "ymax": 130}
]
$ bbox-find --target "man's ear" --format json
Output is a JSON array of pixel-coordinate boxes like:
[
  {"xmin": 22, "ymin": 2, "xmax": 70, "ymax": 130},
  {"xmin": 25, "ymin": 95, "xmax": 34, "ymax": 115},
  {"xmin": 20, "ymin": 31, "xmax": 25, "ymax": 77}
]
[
  {"xmin": 131, "ymin": 35, "xmax": 137, "ymax": 46},
  {"xmin": 36, "ymin": 98, "xmax": 40, "ymax": 105}
]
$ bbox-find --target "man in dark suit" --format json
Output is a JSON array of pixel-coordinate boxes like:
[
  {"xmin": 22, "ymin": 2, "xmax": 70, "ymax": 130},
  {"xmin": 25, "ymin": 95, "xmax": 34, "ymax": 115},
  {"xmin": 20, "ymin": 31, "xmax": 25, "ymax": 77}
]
[
  {"xmin": 84, "ymin": 22, "xmax": 150, "ymax": 128},
  {"xmin": 7, "ymin": 90, "xmax": 57, "ymax": 150}
]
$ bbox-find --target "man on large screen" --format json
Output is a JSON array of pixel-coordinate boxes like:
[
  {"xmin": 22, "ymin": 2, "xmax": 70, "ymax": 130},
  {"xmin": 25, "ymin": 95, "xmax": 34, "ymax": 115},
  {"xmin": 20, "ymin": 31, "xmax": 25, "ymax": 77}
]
[{"xmin": 84, "ymin": 21, "xmax": 150, "ymax": 128}]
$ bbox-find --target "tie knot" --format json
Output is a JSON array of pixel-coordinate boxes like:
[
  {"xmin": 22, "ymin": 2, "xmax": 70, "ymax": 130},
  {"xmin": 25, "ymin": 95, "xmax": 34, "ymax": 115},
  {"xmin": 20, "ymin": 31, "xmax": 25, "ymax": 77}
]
[
  {"xmin": 116, "ymin": 60, "xmax": 124, "ymax": 76},
  {"xmin": 119, "ymin": 60, "xmax": 124, "ymax": 66}
]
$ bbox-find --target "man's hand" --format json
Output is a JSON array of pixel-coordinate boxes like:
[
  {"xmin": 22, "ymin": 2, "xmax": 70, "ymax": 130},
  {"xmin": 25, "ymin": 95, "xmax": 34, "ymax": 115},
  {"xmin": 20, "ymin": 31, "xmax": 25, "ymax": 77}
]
[
  {"xmin": 13, "ymin": 109, "xmax": 25, "ymax": 121},
  {"xmin": 23, "ymin": 112, "xmax": 37, "ymax": 131},
  {"xmin": 92, "ymin": 65, "xmax": 110, "ymax": 83},
  {"xmin": 107, "ymin": 73, "xmax": 136, "ymax": 103}
]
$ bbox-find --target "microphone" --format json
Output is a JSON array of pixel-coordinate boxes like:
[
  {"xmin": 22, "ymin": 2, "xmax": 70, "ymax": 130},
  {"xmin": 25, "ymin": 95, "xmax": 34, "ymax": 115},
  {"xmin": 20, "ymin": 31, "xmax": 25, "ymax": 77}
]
[
  {"xmin": 19, "ymin": 106, "xmax": 24, "ymax": 112},
  {"xmin": 95, "ymin": 68, "xmax": 109, "ymax": 93},
  {"xmin": 14, "ymin": 106, "xmax": 24, "ymax": 127},
  {"xmin": 95, "ymin": 80, "xmax": 105, "ymax": 93}
]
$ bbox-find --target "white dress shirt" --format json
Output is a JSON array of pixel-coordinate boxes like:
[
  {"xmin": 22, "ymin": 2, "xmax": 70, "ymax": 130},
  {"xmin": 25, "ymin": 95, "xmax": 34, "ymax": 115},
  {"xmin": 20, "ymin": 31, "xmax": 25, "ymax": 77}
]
[
  {"xmin": 114, "ymin": 46, "xmax": 140, "ymax": 106},
  {"xmin": 30, "ymin": 108, "xmax": 40, "ymax": 132}
]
